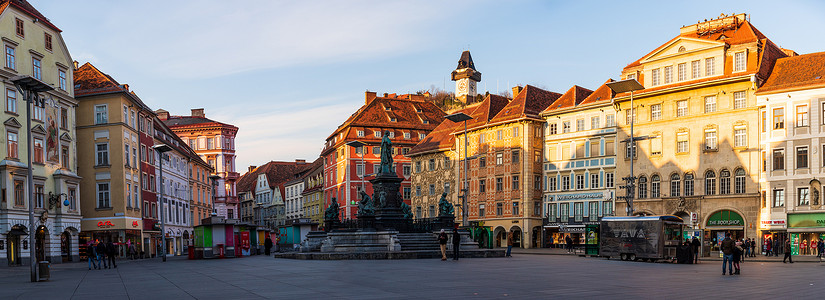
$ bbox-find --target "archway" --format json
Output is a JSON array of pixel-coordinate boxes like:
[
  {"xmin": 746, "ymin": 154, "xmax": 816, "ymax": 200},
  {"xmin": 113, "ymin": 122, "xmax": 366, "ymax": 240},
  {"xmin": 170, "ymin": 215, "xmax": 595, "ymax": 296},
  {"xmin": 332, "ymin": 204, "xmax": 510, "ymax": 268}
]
[
  {"xmin": 531, "ymin": 226, "xmax": 541, "ymax": 248},
  {"xmin": 509, "ymin": 225, "xmax": 523, "ymax": 248},
  {"xmin": 35, "ymin": 225, "xmax": 49, "ymax": 262},
  {"xmin": 7, "ymin": 224, "xmax": 26, "ymax": 266},
  {"xmin": 674, "ymin": 211, "xmax": 690, "ymax": 222},
  {"xmin": 61, "ymin": 231, "xmax": 72, "ymax": 262},
  {"xmin": 492, "ymin": 226, "xmax": 506, "ymax": 248}
]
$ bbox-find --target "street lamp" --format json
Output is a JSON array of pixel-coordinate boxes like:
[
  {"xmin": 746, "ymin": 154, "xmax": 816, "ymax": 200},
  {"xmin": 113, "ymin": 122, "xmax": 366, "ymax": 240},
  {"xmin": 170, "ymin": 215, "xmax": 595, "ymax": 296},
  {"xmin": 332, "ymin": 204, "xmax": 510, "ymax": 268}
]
[
  {"xmin": 445, "ymin": 112, "xmax": 473, "ymax": 227},
  {"xmin": 153, "ymin": 144, "xmax": 173, "ymax": 262},
  {"xmin": 11, "ymin": 75, "xmax": 53, "ymax": 282},
  {"xmin": 607, "ymin": 79, "xmax": 645, "ymax": 216},
  {"xmin": 346, "ymin": 140, "xmax": 367, "ymax": 197},
  {"xmin": 208, "ymin": 175, "xmax": 220, "ymax": 217}
]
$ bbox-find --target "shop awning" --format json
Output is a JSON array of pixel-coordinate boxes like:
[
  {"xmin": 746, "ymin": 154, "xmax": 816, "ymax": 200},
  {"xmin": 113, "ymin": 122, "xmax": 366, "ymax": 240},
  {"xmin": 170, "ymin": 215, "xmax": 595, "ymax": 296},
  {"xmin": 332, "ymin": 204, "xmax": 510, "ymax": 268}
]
[{"xmin": 788, "ymin": 228, "xmax": 825, "ymax": 233}]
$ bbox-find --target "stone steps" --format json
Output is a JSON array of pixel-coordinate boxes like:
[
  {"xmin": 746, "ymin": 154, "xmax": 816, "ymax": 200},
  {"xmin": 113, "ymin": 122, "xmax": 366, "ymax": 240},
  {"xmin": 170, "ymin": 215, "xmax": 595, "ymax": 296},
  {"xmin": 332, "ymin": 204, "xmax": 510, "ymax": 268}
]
[{"xmin": 397, "ymin": 233, "xmax": 440, "ymax": 251}]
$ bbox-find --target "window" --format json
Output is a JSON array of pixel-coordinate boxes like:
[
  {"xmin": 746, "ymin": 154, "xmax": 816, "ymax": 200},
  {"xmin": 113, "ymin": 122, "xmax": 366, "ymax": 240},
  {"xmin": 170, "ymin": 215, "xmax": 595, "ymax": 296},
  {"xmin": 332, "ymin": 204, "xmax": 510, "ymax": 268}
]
[
  {"xmin": 496, "ymin": 177, "xmax": 503, "ymax": 192},
  {"xmin": 560, "ymin": 203, "xmax": 570, "ymax": 219},
  {"xmin": 720, "ymin": 169, "xmax": 731, "ymax": 195},
  {"xmin": 44, "ymin": 33, "xmax": 53, "ymax": 51},
  {"xmin": 677, "ymin": 132, "xmax": 689, "ymax": 153},
  {"xmin": 638, "ymin": 176, "xmax": 648, "ymax": 199},
  {"xmin": 734, "ymin": 52, "xmax": 746, "ymax": 72},
  {"xmin": 734, "ymin": 169, "xmax": 746, "ymax": 194},
  {"xmin": 96, "ymin": 143, "xmax": 109, "ymax": 166},
  {"xmin": 6, "ymin": 89, "xmax": 16, "ymax": 113},
  {"xmin": 650, "ymin": 135, "xmax": 662, "ymax": 156},
  {"xmin": 677, "ymin": 63, "xmax": 687, "ymax": 81},
  {"xmin": 61, "ymin": 146, "xmax": 69, "ymax": 168},
  {"xmin": 34, "ymin": 185, "xmax": 44, "ymax": 208},
  {"xmin": 372, "ymin": 146, "xmax": 379, "ymax": 155},
  {"xmin": 589, "ymin": 201, "xmax": 600, "ymax": 218},
  {"xmin": 762, "ymin": 110, "xmax": 767, "ymax": 132},
  {"xmin": 797, "ymin": 146, "xmax": 809, "ymax": 169},
  {"xmin": 574, "ymin": 202, "xmax": 583, "ymax": 222},
  {"xmin": 415, "ymin": 161, "xmax": 421, "ymax": 173},
  {"xmin": 796, "ymin": 105, "xmax": 809, "ymax": 127},
  {"xmin": 479, "ymin": 179, "xmax": 486, "ymax": 193},
  {"xmin": 419, "ymin": 133, "xmax": 426, "ymax": 140},
  {"xmin": 97, "ymin": 182, "xmax": 111, "ymax": 208},
  {"xmin": 403, "ymin": 187, "xmax": 411, "ymax": 200},
  {"xmin": 651, "ymin": 175, "xmax": 660, "ymax": 198},
  {"xmin": 799, "ymin": 187, "xmax": 810, "ymax": 206},
  {"xmin": 415, "ymin": 186, "xmax": 421, "ymax": 197},
  {"xmin": 605, "ymin": 115, "xmax": 616, "ymax": 127},
  {"xmin": 60, "ymin": 107, "xmax": 68, "ymax": 128},
  {"xmin": 124, "ymin": 144, "xmax": 131, "ymax": 167},
  {"xmin": 734, "ymin": 127, "xmax": 747, "ymax": 147},
  {"xmin": 651, "ymin": 68, "xmax": 660, "ymax": 86},
  {"xmin": 548, "ymin": 176, "xmax": 557, "ymax": 191},
  {"xmin": 651, "ymin": 104, "xmax": 662, "ymax": 121},
  {"xmin": 429, "ymin": 184, "xmax": 435, "ymax": 195},
  {"xmin": 626, "ymin": 108, "xmax": 636, "ymax": 125},
  {"xmin": 549, "ymin": 123, "xmax": 557, "ymax": 135},
  {"xmin": 603, "ymin": 201, "xmax": 613, "ymax": 216},
  {"xmin": 684, "ymin": 173, "xmax": 695, "ymax": 196},
  {"xmin": 676, "ymin": 100, "xmax": 688, "ymax": 117},
  {"xmin": 403, "ymin": 132, "xmax": 410, "ymax": 139},
  {"xmin": 704, "ymin": 96, "xmax": 716, "ymax": 113},
  {"xmin": 589, "ymin": 173, "xmax": 599, "ymax": 189},
  {"xmin": 664, "ymin": 66, "xmax": 673, "ymax": 84},
  {"xmin": 704, "ymin": 130, "xmax": 717, "ymax": 150},
  {"xmin": 733, "ymin": 91, "xmax": 746, "ymax": 109},
  {"xmin": 625, "ymin": 142, "xmax": 636, "ymax": 159},
  {"xmin": 33, "ymin": 102, "xmax": 43, "ymax": 121},
  {"xmin": 562, "ymin": 176, "xmax": 570, "ymax": 190},
  {"xmin": 126, "ymin": 183, "xmax": 132, "ymax": 207},
  {"xmin": 479, "ymin": 204, "xmax": 485, "ymax": 217},
  {"xmin": 773, "ymin": 108, "xmax": 784, "ymax": 129},
  {"xmin": 444, "ymin": 182, "xmax": 450, "ymax": 194},
  {"xmin": 705, "ymin": 57, "xmax": 715, "ymax": 76},
  {"xmin": 576, "ymin": 174, "xmax": 584, "ymax": 190},
  {"xmin": 402, "ymin": 164, "xmax": 410, "ymax": 177},
  {"xmin": 7, "ymin": 131, "xmax": 18, "ymax": 159},
  {"xmin": 562, "ymin": 121, "xmax": 571, "ymax": 133},
  {"xmin": 496, "ymin": 152, "xmax": 503, "ymax": 165},
  {"xmin": 33, "ymin": 138, "xmax": 44, "ymax": 163},
  {"xmin": 773, "ymin": 189, "xmax": 785, "ymax": 207},
  {"xmin": 95, "ymin": 105, "xmax": 107, "ymax": 124},
  {"xmin": 512, "ymin": 150, "xmax": 519, "ymax": 164},
  {"xmin": 670, "ymin": 174, "xmax": 680, "ymax": 197},
  {"xmin": 576, "ymin": 119, "xmax": 585, "ymax": 131},
  {"xmin": 691, "ymin": 60, "xmax": 701, "ymax": 78},
  {"xmin": 14, "ymin": 180, "xmax": 24, "ymax": 206},
  {"xmin": 479, "ymin": 157, "xmax": 486, "ymax": 168},
  {"xmin": 15, "ymin": 18, "xmax": 24, "ymax": 37},
  {"xmin": 4, "ymin": 45, "xmax": 14, "ymax": 70},
  {"xmin": 68, "ymin": 188, "xmax": 76, "ymax": 211},
  {"xmin": 512, "ymin": 202, "xmax": 520, "ymax": 216},
  {"xmin": 356, "ymin": 130, "xmax": 364, "ymax": 137},
  {"xmin": 773, "ymin": 149, "xmax": 785, "ymax": 170},
  {"xmin": 496, "ymin": 203, "xmax": 503, "ymax": 216},
  {"xmin": 605, "ymin": 172, "xmax": 614, "ymax": 188},
  {"xmin": 32, "ymin": 57, "xmax": 41, "ymax": 80},
  {"xmin": 591, "ymin": 116, "xmax": 600, "ymax": 129}
]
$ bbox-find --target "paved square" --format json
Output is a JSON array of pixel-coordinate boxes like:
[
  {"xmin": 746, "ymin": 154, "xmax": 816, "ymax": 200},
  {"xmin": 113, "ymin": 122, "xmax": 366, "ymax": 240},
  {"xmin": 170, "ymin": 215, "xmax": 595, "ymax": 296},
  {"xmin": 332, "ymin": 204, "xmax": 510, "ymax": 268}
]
[{"xmin": 1, "ymin": 254, "xmax": 823, "ymax": 299}]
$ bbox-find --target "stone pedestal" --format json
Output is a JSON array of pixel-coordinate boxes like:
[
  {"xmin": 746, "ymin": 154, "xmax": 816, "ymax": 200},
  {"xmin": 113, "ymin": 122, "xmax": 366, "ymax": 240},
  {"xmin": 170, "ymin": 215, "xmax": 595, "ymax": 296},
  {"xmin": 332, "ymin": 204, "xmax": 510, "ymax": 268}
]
[
  {"xmin": 370, "ymin": 173, "xmax": 407, "ymax": 230},
  {"xmin": 299, "ymin": 231, "xmax": 328, "ymax": 252},
  {"xmin": 320, "ymin": 231, "xmax": 401, "ymax": 253},
  {"xmin": 435, "ymin": 216, "xmax": 455, "ymax": 230}
]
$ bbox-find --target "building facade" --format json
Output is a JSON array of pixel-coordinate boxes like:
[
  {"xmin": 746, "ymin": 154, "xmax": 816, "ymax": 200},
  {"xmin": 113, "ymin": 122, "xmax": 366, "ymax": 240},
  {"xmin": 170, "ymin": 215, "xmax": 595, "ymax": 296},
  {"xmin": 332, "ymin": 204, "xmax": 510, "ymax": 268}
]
[
  {"xmin": 1, "ymin": 0, "xmax": 81, "ymax": 266},
  {"xmin": 237, "ymin": 161, "xmax": 304, "ymax": 230},
  {"xmin": 541, "ymin": 83, "xmax": 617, "ymax": 248},
  {"xmin": 756, "ymin": 51, "xmax": 825, "ymax": 256},
  {"xmin": 613, "ymin": 14, "xmax": 787, "ymax": 253},
  {"xmin": 321, "ymin": 92, "xmax": 444, "ymax": 219},
  {"xmin": 159, "ymin": 109, "xmax": 239, "ymax": 220},
  {"xmin": 284, "ymin": 177, "xmax": 304, "ymax": 220},
  {"xmin": 152, "ymin": 120, "xmax": 195, "ymax": 256},
  {"xmin": 301, "ymin": 158, "xmax": 324, "ymax": 225}
]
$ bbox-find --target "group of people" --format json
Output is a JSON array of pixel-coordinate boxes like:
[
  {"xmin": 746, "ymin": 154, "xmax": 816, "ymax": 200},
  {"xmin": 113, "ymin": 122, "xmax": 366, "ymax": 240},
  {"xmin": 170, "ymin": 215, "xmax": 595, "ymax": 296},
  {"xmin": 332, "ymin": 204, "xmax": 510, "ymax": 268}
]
[
  {"xmin": 437, "ymin": 228, "xmax": 463, "ymax": 261},
  {"xmin": 719, "ymin": 234, "xmax": 746, "ymax": 275},
  {"xmin": 86, "ymin": 240, "xmax": 118, "ymax": 270}
]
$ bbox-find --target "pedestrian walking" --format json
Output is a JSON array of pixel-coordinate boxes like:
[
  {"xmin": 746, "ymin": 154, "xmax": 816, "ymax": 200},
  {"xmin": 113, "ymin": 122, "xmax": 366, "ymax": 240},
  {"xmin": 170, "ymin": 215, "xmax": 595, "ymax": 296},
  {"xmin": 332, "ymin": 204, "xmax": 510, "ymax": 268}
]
[
  {"xmin": 818, "ymin": 240, "xmax": 825, "ymax": 261},
  {"xmin": 691, "ymin": 237, "xmax": 701, "ymax": 264},
  {"xmin": 452, "ymin": 228, "xmax": 461, "ymax": 261},
  {"xmin": 506, "ymin": 230, "xmax": 513, "ymax": 257},
  {"xmin": 773, "ymin": 238, "xmax": 780, "ymax": 257},
  {"xmin": 750, "ymin": 238, "xmax": 756, "ymax": 257},
  {"xmin": 765, "ymin": 238, "xmax": 772, "ymax": 256},
  {"xmin": 721, "ymin": 233, "xmax": 734, "ymax": 275},
  {"xmin": 437, "ymin": 229, "xmax": 448, "ymax": 261},
  {"xmin": 264, "ymin": 236, "xmax": 273, "ymax": 256},
  {"xmin": 96, "ymin": 240, "xmax": 108, "ymax": 269},
  {"xmin": 87, "ymin": 242, "xmax": 98, "ymax": 270},
  {"xmin": 126, "ymin": 239, "xmax": 132, "ymax": 259},
  {"xmin": 732, "ymin": 240, "xmax": 743, "ymax": 275},
  {"xmin": 743, "ymin": 239, "xmax": 751, "ymax": 259},
  {"xmin": 783, "ymin": 239, "xmax": 794, "ymax": 263},
  {"xmin": 107, "ymin": 241, "xmax": 118, "ymax": 268},
  {"xmin": 129, "ymin": 242, "xmax": 137, "ymax": 260},
  {"xmin": 565, "ymin": 235, "xmax": 574, "ymax": 253}
]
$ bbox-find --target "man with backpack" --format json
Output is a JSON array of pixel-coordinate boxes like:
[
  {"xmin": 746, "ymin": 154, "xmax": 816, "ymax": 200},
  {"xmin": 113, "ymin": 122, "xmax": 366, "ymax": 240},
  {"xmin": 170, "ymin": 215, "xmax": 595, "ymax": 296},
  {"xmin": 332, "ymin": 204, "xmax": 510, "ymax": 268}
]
[{"xmin": 96, "ymin": 240, "xmax": 108, "ymax": 269}]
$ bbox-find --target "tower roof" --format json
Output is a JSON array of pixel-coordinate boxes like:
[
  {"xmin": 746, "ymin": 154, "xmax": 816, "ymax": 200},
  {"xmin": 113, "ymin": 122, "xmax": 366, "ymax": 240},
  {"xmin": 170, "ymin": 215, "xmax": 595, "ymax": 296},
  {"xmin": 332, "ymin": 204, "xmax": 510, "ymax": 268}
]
[
  {"xmin": 451, "ymin": 51, "xmax": 482, "ymax": 81},
  {"xmin": 456, "ymin": 51, "xmax": 476, "ymax": 70}
]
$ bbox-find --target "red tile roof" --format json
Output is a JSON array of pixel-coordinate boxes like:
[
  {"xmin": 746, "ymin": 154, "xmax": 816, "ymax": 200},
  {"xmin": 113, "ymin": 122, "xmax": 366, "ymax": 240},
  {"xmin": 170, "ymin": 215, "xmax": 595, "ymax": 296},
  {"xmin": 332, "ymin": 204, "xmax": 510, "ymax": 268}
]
[
  {"xmin": 463, "ymin": 94, "xmax": 510, "ymax": 130},
  {"xmin": 577, "ymin": 79, "xmax": 616, "ymax": 106},
  {"xmin": 237, "ymin": 161, "xmax": 308, "ymax": 195},
  {"xmin": 543, "ymin": 85, "xmax": 593, "ymax": 112},
  {"xmin": 408, "ymin": 106, "xmax": 474, "ymax": 156},
  {"xmin": 74, "ymin": 62, "xmax": 153, "ymax": 111},
  {"xmin": 0, "ymin": 0, "xmax": 60, "ymax": 32},
  {"xmin": 488, "ymin": 85, "xmax": 561, "ymax": 124},
  {"xmin": 755, "ymin": 51, "xmax": 825, "ymax": 95}
]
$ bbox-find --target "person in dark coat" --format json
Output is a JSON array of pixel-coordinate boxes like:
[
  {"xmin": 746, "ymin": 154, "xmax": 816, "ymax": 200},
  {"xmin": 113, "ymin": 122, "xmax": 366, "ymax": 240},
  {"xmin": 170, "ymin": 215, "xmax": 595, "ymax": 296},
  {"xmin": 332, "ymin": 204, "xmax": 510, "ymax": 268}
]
[
  {"xmin": 732, "ymin": 240, "xmax": 742, "ymax": 275},
  {"xmin": 773, "ymin": 238, "xmax": 780, "ymax": 257},
  {"xmin": 506, "ymin": 230, "xmax": 514, "ymax": 257},
  {"xmin": 452, "ymin": 229, "xmax": 461, "ymax": 261},
  {"xmin": 96, "ymin": 241, "xmax": 108, "ymax": 269},
  {"xmin": 691, "ymin": 237, "xmax": 701, "ymax": 263},
  {"xmin": 264, "ymin": 237, "xmax": 273, "ymax": 256},
  {"xmin": 107, "ymin": 241, "xmax": 118, "ymax": 268},
  {"xmin": 818, "ymin": 240, "xmax": 825, "ymax": 261},
  {"xmin": 87, "ymin": 242, "xmax": 98, "ymax": 270},
  {"xmin": 565, "ymin": 235, "xmax": 574, "ymax": 253},
  {"xmin": 720, "ymin": 234, "xmax": 734, "ymax": 275},
  {"xmin": 784, "ymin": 239, "xmax": 794, "ymax": 263},
  {"xmin": 437, "ymin": 229, "xmax": 448, "ymax": 261}
]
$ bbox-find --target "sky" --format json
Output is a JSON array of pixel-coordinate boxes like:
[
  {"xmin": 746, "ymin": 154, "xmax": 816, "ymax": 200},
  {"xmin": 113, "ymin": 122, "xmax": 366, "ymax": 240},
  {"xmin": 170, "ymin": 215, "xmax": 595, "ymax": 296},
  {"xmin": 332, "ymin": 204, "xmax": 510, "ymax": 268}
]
[{"xmin": 35, "ymin": 0, "xmax": 825, "ymax": 170}]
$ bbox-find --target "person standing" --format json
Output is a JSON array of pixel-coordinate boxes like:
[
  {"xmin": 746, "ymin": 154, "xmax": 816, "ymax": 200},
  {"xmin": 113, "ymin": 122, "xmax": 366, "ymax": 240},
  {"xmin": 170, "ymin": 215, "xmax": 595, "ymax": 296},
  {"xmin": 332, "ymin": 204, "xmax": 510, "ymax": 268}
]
[
  {"xmin": 750, "ymin": 238, "xmax": 756, "ymax": 257},
  {"xmin": 783, "ymin": 239, "xmax": 794, "ymax": 263},
  {"xmin": 452, "ymin": 228, "xmax": 461, "ymax": 261},
  {"xmin": 720, "ymin": 233, "xmax": 734, "ymax": 275},
  {"xmin": 506, "ymin": 230, "xmax": 513, "ymax": 257},
  {"xmin": 691, "ymin": 237, "xmax": 701, "ymax": 264},
  {"xmin": 732, "ymin": 240, "xmax": 743, "ymax": 275},
  {"xmin": 264, "ymin": 236, "xmax": 273, "ymax": 256},
  {"xmin": 565, "ymin": 235, "xmax": 574, "ymax": 253},
  {"xmin": 765, "ymin": 238, "xmax": 772, "ymax": 256},
  {"xmin": 773, "ymin": 238, "xmax": 780, "ymax": 257},
  {"xmin": 87, "ymin": 242, "xmax": 98, "ymax": 270},
  {"xmin": 818, "ymin": 239, "xmax": 825, "ymax": 261},
  {"xmin": 437, "ymin": 229, "xmax": 448, "ymax": 261},
  {"xmin": 96, "ymin": 240, "xmax": 108, "ymax": 269},
  {"xmin": 129, "ymin": 242, "xmax": 137, "ymax": 260},
  {"xmin": 107, "ymin": 241, "xmax": 118, "ymax": 268}
]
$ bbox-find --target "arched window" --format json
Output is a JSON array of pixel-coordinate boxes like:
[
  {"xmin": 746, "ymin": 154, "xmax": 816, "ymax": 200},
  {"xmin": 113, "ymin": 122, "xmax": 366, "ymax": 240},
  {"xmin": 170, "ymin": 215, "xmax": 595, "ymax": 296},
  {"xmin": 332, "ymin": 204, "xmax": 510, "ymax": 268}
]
[
  {"xmin": 684, "ymin": 173, "xmax": 695, "ymax": 196},
  {"xmin": 670, "ymin": 174, "xmax": 681, "ymax": 197},
  {"xmin": 638, "ymin": 176, "xmax": 648, "ymax": 199},
  {"xmin": 651, "ymin": 175, "xmax": 661, "ymax": 198},
  {"xmin": 705, "ymin": 171, "xmax": 716, "ymax": 195},
  {"xmin": 734, "ymin": 168, "xmax": 746, "ymax": 194},
  {"xmin": 720, "ymin": 169, "xmax": 731, "ymax": 194}
]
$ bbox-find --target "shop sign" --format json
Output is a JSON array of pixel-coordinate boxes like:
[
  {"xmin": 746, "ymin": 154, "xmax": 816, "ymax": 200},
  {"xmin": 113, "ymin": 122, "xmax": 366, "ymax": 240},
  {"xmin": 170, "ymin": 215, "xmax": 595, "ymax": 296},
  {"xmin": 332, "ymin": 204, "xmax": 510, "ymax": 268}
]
[
  {"xmin": 560, "ymin": 225, "xmax": 586, "ymax": 233},
  {"xmin": 788, "ymin": 213, "xmax": 825, "ymax": 228},
  {"xmin": 554, "ymin": 192, "xmax": 605, "ymax": 201},
  {"xmin": 705, "ymin": 210, "xmax": 743, "ymax": 227},
  {"xmin": 132, "ymin": 221, "xmax": 139, "ymax": 228},
  {"xmin": 759, "ymin": 220, "xmax": 786, "ymax": 228},
  {"xmin": 97, "ymin": 220, "xmax": 115, "ymax": 228}
]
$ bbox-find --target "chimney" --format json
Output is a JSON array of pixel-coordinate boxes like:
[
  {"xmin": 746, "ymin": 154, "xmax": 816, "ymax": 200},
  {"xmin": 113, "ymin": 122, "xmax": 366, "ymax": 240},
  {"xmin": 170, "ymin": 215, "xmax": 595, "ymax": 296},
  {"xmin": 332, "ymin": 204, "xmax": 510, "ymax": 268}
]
[
  {"xmin": 156, "ymin": 109, "xmax": 169, "ymax": 120},
  {"xmin": 248, "ymin": 165, "xmax": 256, "ymax": 173},
  {"xmin": 512, "ymin": 86, "xmax": 523, "ymax": 98},
  {"xmin": 296, "ymin": 159, "xmax": 306, "ymax": 164},
  {"xmin": 365, "ymin": 91, "xmax": 377, "ymax": 105},
  {"xmin": 191, "ymin": 108, "xmax": 205, "ymax": 118}
]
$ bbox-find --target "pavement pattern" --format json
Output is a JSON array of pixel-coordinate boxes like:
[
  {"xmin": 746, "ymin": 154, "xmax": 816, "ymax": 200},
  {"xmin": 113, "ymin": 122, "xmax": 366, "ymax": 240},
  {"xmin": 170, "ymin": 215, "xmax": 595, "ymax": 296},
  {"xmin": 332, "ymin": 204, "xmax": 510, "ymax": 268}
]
[{"xmin": 1, "ymin": 252, "xmax": 824, "ymax": 299}]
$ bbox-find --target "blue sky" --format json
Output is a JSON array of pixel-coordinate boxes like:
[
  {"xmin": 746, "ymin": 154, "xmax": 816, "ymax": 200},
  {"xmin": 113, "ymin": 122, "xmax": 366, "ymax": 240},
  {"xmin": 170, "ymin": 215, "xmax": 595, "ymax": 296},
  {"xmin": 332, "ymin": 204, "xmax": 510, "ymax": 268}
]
[{"xmin": 36, "ymin": 0, "xmax": 825, "ymax": 169}]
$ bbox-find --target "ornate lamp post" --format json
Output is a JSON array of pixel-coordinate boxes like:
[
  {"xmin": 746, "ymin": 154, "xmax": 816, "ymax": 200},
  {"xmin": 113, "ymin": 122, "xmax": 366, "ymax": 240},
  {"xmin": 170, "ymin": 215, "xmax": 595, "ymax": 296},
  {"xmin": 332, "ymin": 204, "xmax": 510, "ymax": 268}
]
[
  {"xmin": 445, "ymin": 112, "xmax": 473, "ymax": 227},
  {"xmin": 607, "ymin": 79, "xmax": 645, "ymax": 216},
  {"xmin": 153, "ymin": 144, "xmax": 173, "ymax": 262}
]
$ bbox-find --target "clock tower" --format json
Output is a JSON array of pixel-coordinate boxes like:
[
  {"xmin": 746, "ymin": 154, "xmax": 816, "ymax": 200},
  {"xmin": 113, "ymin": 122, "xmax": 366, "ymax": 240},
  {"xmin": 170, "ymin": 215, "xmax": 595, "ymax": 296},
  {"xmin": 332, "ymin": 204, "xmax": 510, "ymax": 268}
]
[{"xmin": 451, "ymin": 51, "xmax": 482, "ymax": 104}]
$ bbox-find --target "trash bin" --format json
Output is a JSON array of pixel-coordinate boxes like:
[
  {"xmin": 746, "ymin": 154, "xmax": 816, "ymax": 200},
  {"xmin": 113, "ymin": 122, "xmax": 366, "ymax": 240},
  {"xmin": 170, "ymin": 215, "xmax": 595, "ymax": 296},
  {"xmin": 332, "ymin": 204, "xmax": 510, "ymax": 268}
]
[
  {"xmin": 38, "ymin": 261, "xmax": 50, "ymax": 281},
  {"xmin": 188, "ymin": 246, "xmax": 195, "ymax": 260}
]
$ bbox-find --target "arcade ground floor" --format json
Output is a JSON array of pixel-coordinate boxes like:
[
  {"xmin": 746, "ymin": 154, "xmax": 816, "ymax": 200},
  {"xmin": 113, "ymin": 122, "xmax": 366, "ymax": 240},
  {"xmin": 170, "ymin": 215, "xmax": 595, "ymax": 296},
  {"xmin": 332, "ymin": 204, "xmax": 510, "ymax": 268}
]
[
  {"xmin": 2, "ymin": 212, "xmax": 82, "ymax": 267},
  {"xmin": 473, "ymin": 217, "xmax": 543, "ymax": 249}
]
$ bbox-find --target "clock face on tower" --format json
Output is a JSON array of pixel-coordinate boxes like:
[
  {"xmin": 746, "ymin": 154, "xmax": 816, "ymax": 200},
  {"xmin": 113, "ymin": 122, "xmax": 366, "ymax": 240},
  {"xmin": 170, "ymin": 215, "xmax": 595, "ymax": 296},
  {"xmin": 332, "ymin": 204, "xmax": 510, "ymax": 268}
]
[{"xmin": 457, "ymin": 80, "xmax": 468, "ymax": 94}]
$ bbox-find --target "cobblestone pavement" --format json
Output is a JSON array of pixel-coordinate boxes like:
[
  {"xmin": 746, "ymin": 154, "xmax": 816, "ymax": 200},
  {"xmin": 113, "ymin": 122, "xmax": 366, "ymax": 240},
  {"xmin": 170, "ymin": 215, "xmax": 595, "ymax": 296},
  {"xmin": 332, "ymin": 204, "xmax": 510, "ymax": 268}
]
[{"xmin": 1, "ymin": 253, "xmax": 824, "ymax": 299}]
